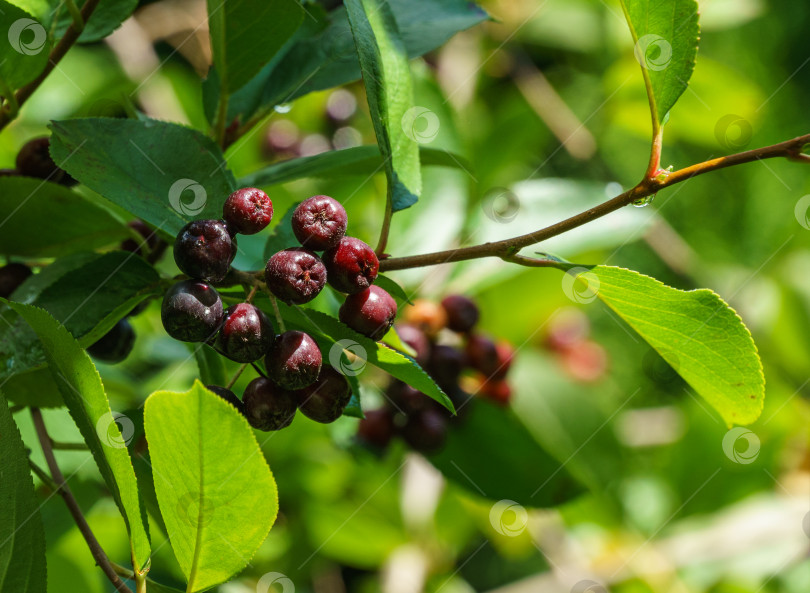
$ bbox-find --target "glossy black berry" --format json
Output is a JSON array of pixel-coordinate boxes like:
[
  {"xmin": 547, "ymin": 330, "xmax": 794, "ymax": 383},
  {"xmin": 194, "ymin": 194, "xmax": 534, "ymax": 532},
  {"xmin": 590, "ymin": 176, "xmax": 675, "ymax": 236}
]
[
  {"xmin": 205, "ymin": 385, "xmax": 244, "ymax": 413},
  {"xmin": 264, "ymin": 248, "xmax": 327, "ymax": 304},
  {"xmin": 295, "ymin": 366, "xmax": 352, "ymax": 424},
  {"xmin": 357, "ymin": 408, "xmax": 395, "ymax": 448},
  {"xmin": 161, "ymin": 280, "xmax": 224, "ymax": 342},
  {"xmin": 338, "ymin": 285, "xmax": 397, "ymax": 340},
  {"xmin": 15, "ymin": 137, "xmax": 76, "ymax": 186},
  {"xmin": 440, "ymin": 295, "xmax": 480, "ymax": 333},
  {"xmin": 323, "ymin": 236, "xmax": 378, "ymax": 294},
  {"xmin": 428, "ymin": 344, "xmax": 465, "ymax": 391},
  {"xmin": 400, "ymin": 408, "xmax": 447, "ymax": 454},
  {"xmin": 0, "ymin": 263, "xmax": 32, "ymax": 299},
  {"xmin": 173, "ymin": 219, "xmax": 233, "ymax": 282},
  {"xmin": 87, "ymin": 319, "xmax": 136, "ymax": 364},
  {"xmin": 291, "ymin": 195, "xmax": 347, "ymax": 250},
  {"xmin": 242, "ymin": 377, "xmax": 297, "ymax": 431},
  {"xmin": 216, "ymin": 303, "xmax": 274, "ymax": 363},
  {"xmin": 266, "ymin": 331, "xmax": 322, "ymax": 390},
  {"xmin": 394, "ymin": 324, "xmax": 430, "ymax": 366},
  {"xmin": 223, "ymin": 187, "xmax": 273, "ymax": 235}
]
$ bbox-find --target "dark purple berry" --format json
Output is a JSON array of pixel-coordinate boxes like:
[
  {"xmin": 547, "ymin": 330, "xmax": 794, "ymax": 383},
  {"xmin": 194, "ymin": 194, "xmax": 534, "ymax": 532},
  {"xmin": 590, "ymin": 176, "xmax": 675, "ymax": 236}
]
[
  {"xmin": 15, "ymin": 137, "xmax": 76, "ymax": 186},
  {"xmin": 242, "ymin": 377, "xmax": 297, "ymax": 431},
  {"xmin": 400, "ymin": 408, "xmax": 447, "ymax": 454},
  {"xmin": 161, "ymin": 280, "xmax": 224, "ymax": 342},
  {"xmin": 0, "ymin": 263, "xmax": 32, "ymax": 298},
  {"xmin": 87, "ymin": 319, "xmax": 135, "ymax": 363},
  {"xmin": 216, "ymin": 303, "xmax": 274, "ymax": 363},
  {"xmin": 295, "ymin": 366, "xmax": 352, "ymax": 424},
  {"xmin": 428, "ymin": 344, "xmax": 465, "ymax": 392},
  {"xmin": 0, "ymin": 169, "xmax": 18, "ymax": 177},
  {"xmin": 387, "ymin": 381, "xmax": 429, "ymax": 415},
  {"xmin": 465, "ymin": 334, "xmax": 500, "ymax": 377},
  {"xmin": 265, "ymin": 331, "xmax": 322, "ymax": 390},
  {"xmin": 223, "ymin": 187, "xmax": 273, "ymax": 235},
  {"xmin": 323, "ymin": 236, "xmax": 378, "ymax": 294},
  {"xmin": 357, "ymin": 408, "xmax": 395, "ymax": 448},
  {"xmin": 338, "ymin": 285, "xmax": 397, "ymax": 340},
  {"xmin": 264, "ymin": 248, "xmax": 327, "ymax": 304},
  {"xmin": 291, "ymin": 195, "xmax": 347, "ymax": 250},
  {"xmin": 394, "ymin": 324, "xmax": 430, "ymax": 366},
  {"xmin": 205, "ymin": 385, "xmax": 243, "ymax": 413},
  {"xmin": 441, "ymin": 295, "xmax": 480, "ymax": 333},
  {"xmin": 173, "ymin": 219, "xmax": 233, "ymax": 282}
]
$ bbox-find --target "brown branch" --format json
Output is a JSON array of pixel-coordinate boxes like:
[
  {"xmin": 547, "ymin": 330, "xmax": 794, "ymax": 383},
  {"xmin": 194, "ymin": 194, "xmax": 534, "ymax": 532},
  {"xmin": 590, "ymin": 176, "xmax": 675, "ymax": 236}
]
[
  {"xmin": 377, "ymin": 133, "xmax": 810, "ymax": 272},
  {"xmin": 30, "ymin": 409, "xmax": 134, "ymax": 593},
  {"xmin": 0, "ymin": 0, "xmax": 102, "ymax": 130}
]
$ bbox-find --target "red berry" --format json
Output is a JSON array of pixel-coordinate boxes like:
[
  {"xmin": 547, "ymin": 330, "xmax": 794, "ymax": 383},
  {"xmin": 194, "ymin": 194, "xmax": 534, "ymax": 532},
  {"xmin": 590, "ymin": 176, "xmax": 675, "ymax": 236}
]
[
  {"xmin": 357, "ymin": 408, "xmax": 395, "ymax": 448},
  {"xmin": 264, "ymin": 248, "xmax": 327, "ymax": 304},
  {"xmin": 339, "ymin": 285, "xmax": 397, "ymax": 340},
  {"xmin": 323, "ymin": 236, "xmax": 378, "ymax": 294},
  {"xmin": 394, "ymin": 323, "xmax": 430, "ymax": 366},
  {"xmin": 295, "ymin": 366, "xmax": 352, "ymax": 424},
  {"xmin": 265, "ymin": 331, "xmax": 322, "ymax": 390},
  {"xmin": 0, "ymin": 263, "xmax": 32, "ymax": 298},
  {"xmin": 441, "ymin": 295, "xmax": 480, "ymax": 333},
  {"xmin": 560, "ymin": 339, "xmax": 608, "ymax": 382},
  {"xmin": 465, "ymin": 334, "xmax": 499, "ymax": 377},
  {"xmin": 173, "ymin": 219, "xmax": 233, "ymax": 282},
  {"xmin": 223, "ymin": 187, "xmax": 273, "ymax": 235},
  {"xmin": 480, "ymin": 379, "xmax": 512, "ymax": 405},
  {"xmin": 243, "ymin": 377, "xmax": 297, "ymax": 431},
  {"xmin": 291, "ymin": 195, "xmax": 348, "ymax": 250},
  {"xmin": 161, "ymin": 279, "xmax": 224, "ymax": 342},
  {"xmin": 216, "ymin": 303, "xmax": 274, "ymax": 363},
  {"xmin": 402, "ymin": 299, "xmax": 447, "ymax": 336}
]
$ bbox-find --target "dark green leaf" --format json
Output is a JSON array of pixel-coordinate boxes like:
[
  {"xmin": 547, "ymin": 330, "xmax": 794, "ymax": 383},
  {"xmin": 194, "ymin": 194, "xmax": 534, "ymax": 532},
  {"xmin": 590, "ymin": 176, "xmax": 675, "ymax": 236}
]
[
  {"xmin": 262, "ymin": 202, "xmax": 299, "ymax": 261},
  {"xmin": 620, "ymin": 0, "xmax": 700, "ymax": 124},
  {"xmin": 0, "ymin": 390, "xmax": 47, "ymax": 593},
  {"xmin": 207, "ymin": 0, "xmax": 303, "ymax": 93},
  {"xmin": 0, "ymin": 2, "xmax": 49, "ymax": 88},
  {"xmin": 374, "ymin": 275, "xmax": 411, "ymax": 305},
  {"xmin": 49, "ymin": 118, "xmax": 237, "ymax": 236},
  {"xmin": 429, "ymin": 400, "xmax": 584, "ymax": 508},
  {"xmin": 0, "ymin": 177, "xmax": 127, "ymax": 256},
  {"xmin": 239, "ymin": 145, "xmax": 467, "ymax": 188},
  {"xmin": 144, "ymin": 382, "xmax": 278, "ymax": 592},
  {"xmin": 345, "ymin": 0, "xmax": 420, "ymax": 211},
  {"xmin": 9, "ymin": 303, "xmax": 152, "ymax": 572},
  {"xmin": 51, "ymin": 0, "xmax": 138, "ymax": 43},
  {"xmin": 0, "ymin": 368, "xmax": 62, "ymax": 408},
  {"xmin": 192, "ymin": 344, "xmax": 227, "ymax": 387}
]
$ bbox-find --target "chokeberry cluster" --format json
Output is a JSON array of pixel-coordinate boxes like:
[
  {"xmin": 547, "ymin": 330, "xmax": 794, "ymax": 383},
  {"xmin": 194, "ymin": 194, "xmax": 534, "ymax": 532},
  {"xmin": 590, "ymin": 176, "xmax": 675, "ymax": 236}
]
[
  {"xmin": 357, "ymin": 294, "xmax": 516, "ymax": 454},
  {"xmin": 159, "ymin": 190, "xmax": 398, "ymax": 431}
]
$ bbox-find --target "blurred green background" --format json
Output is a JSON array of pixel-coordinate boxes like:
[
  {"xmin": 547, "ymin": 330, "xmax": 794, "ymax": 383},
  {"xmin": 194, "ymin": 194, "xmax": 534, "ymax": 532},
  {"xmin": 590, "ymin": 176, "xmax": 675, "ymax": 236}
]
[{"xmin": 7, "ymin": 0, "xmax": 810, "ymax": 591}]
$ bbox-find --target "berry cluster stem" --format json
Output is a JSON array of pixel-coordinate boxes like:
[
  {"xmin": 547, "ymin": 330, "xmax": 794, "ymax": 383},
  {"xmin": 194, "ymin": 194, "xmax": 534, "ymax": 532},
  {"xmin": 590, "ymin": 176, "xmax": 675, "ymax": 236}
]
[{"xmin": 374, "ymin": 133, "xmax": 810, "ymax": 272}]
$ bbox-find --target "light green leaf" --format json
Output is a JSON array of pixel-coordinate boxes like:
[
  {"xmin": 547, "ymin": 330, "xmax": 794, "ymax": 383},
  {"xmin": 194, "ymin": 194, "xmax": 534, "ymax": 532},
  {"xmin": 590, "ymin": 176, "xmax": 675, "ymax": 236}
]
[
  {"xmin": 0, "ymin": 390, "xmax": 47, "ymax": 593},
  {"xmin": 345, "ymin": 0, "xmax": 421, "ymax": 211},
  {"xmin": 49, "ymin": 118, "xmax": 237, "ymax": 236},
  {"xmin": 8, "ymin": 302, "xmax": 151, "ymax": 572},
  {"xmin": 144, "ymin": 382, "xmax": 278, "ymax": 592},
  {"xmin": 0, "ymin": 177, "xmax": 128, "ymax": 256},
  {"xmin": 239, "ymin": 145, "xmax": 468, "ymax": 188},
  {"xmin": 269, "ymin": 299, "xmax": 454, "ymax": 412},
  {"xmin": 574, "ymin": 265, "xmax": 764, "ymax": 425},
  {"xmin": 620, "ymin": 0, "xmax": 700, "ymax": 126},
  {"xmin": 0, "ymin": 2, "xmax": 50, "ymax": 89},
  {"xmin": 207, "ymin": 0, "xmax": 303, "ymax": 93}
]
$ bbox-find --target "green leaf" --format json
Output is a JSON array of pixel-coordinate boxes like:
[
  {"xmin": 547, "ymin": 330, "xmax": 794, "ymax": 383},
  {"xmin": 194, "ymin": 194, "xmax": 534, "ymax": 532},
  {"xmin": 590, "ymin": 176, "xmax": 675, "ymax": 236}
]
[
  {"xmin": 0, "ymin": 251, "xmax": 161, "ymax": 381},
  {"xmin": 239, "ymin": 145, "xmax": 467, "ymax": 188},
  {"xmin": 0, "ymin": 368, "xmax": 62, "ymax": 408},
  {"xmin": 51, "ymin": 0, "xmax": 138, "ymax": 43},
  {"xmin": 429, "ymin": 400, "xmax": 584, "ymax": 508},
  {"xmin": 620, "ymin": 0, "xmax": 700, "ymax": 125},
  {"xmin": 49, "ymin": 118, "xmax": 237, "ymax": 236},
  {"xmin": 575, "ymin": 265, "xmax": 764, "ymax": 425},
  {"xmin": 192, "ymin": 344, "xmax": 227, "ymax": 387},
  {"xmin": 262, "ymin": 202, "xmax": 299, "ymax": 261},
  {"xmin": 0, "ymin": 390, "xmax": 47, "ymax": 593},
  {"xmin": 0, "ymin": 177, "xmax": 127, "ymax": 256},
  {"xmin": 211, "ymin": 0, "xmax": 487, "ymax": 128},
  {"xmin": 144, "ymin": 382, "xmax": 278, "ymax": 592},
  {"xmin": 0, "ymin": 2, "xmax": 49, "ymax": 89},
  {"xmin": 207, "ymin": 0, "xmax": 303, "ymax": 93},
  {"xmin": 345, "ymin": 0, "xmax": 420, "ymax": 211},
  {"xmin": 8, "ymin": 303, "xmax": 151, "ymax": 572},
  {"xmin": 374, "ymin": 275, "xmax": 412, "ymax": 305},
  {"xmin": 269, "ymin": 300, "xmax": 454, "ymax": 412}
]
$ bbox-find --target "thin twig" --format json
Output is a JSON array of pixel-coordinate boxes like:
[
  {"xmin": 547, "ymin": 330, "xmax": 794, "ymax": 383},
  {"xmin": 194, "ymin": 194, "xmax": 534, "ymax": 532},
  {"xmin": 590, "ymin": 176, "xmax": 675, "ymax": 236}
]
[
  {"xmin": 30, "ymin": 409, "xmax": 133, "ymax": 593},
  {"xmin": 50, "ymin": 439, "xmax": 89, "ymax": 451},
  {"xmin": 268, "ymin": 294, "xmax": 286, "ymax": 332},
  {"xmin": 225, "ymin": 364, "xmax": 248, "ymax": 390}
]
